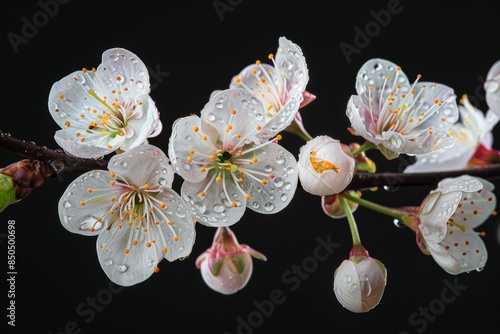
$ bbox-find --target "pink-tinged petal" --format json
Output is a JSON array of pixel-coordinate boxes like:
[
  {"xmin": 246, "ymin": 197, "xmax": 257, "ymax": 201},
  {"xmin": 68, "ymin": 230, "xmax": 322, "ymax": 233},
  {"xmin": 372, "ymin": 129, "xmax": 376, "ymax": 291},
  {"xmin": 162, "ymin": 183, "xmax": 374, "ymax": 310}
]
[
  {"xmin": 108, "ymin": 144, "xmax": 174, "ymax": 188},
  {"xmin": 168, "ymin": 115, "xmax": 218, "ymax": 184},
  {"xmin": 300, "ymin": 90, "xmax": 316, "ymax": 108},
  {"xmin": 180, "ymin": 174, "xmax": 247, "ymax": 227},
  {"xmin": 58, "ymin": 170, "xmax": 116, "ymax": 235},
  {"xmin": 239, "ymin": 143, "xmax": 298, "ymax": 215}
]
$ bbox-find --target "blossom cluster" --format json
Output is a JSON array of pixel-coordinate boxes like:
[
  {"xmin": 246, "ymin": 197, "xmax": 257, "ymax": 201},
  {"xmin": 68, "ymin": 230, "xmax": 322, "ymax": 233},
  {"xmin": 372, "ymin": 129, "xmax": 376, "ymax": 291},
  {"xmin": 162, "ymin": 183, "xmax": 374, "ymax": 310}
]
[{"xmin": 3, "ymin": 38, "xmax": 497, "ymax": 313}]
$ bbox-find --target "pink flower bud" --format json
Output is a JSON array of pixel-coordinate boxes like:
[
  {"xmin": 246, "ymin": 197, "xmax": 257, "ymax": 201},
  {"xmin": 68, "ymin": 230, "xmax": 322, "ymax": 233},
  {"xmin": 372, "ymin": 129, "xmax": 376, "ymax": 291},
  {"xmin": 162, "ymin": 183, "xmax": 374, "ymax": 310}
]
[{"xmin": 196, "ymin": 227, "xmax": 266, "ymax": 295}]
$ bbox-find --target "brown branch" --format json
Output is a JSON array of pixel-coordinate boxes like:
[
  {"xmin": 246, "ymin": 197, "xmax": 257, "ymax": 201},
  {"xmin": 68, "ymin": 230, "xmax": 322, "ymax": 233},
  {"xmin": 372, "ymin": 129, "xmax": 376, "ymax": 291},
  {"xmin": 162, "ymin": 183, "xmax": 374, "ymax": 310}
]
[
  {"xmin": 0, "ymin": 130, "xmax": 107, "ymax": 176},
  {"xmin": 2, "ymin": 130, "xmax": 500, "ymax": 191}
]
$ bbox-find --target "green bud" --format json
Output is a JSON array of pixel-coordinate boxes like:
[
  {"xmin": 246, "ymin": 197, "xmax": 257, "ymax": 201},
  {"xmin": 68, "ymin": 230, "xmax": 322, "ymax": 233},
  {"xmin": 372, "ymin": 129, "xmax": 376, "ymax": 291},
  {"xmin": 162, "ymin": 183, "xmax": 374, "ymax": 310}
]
[{"xmin": 0, "ymin": 174, "xmax": 16, "ymax": 213}]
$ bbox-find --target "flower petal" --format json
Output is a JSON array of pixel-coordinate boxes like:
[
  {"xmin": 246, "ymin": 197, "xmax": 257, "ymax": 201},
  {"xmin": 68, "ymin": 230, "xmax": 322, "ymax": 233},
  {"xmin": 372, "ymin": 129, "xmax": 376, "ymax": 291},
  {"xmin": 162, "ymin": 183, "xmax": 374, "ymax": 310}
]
[
  {"xmin": 54, "ymin": 129, "xmax": 119, "ymax": 158},
  {"xmin": 58, "ymin": 170, "xmax": 115, "ymax": 235},
  {"xmin": 451, "ymin": 178, "xmax": 496, "ymax": 229},
  {"xmin": 108, "ymin": 144, "xmax": 175, "ymax": 188},
  {"xmin": 200, "ymin": 89, "xmax": 263, "ymax": 145},
  {"xmin": 181, "ymin": 174, "xmax": 247, "ymax": 227},
  {"xmin": 426, "ymin": 231, "xmax": 488, "ymax": 274},
  {"xmin": 97, "ymin": 48, "xmax": 151, "ymax": 97},
  {"xmin": 168, "ymin": 115, "xmax": 218, "ymax": 183},
  {"xmin": 96, "ymin": 187, "xmax": 195, "ymax": 286},
  {"xmin": 419, "ymin": 190, "xmax": 463, "ymax": 243},
  {"xmin": 116, "ymin": 95, "xmax": 161, "ymax": 151},
  {"xmin": 239, "ymin": 143, "xmax": 298, "ymax": 215}
]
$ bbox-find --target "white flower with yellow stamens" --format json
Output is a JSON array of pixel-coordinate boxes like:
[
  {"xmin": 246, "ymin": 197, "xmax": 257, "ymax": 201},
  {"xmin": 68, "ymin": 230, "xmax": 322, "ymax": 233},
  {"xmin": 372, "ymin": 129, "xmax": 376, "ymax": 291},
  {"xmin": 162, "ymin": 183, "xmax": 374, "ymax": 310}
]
[
  {"xmin": 58, "ymin": 144, "xmax": 195, "ymax": 286},
  {"xmin": 346, "ymin": 58, "xmax": 459, "ymax": 159},
  {"xmin": 226, "ymin": 36, "xmax": 309, "ymax": 140},
  {"xmin": 405, "ymin": 94, "xmax": 499, "ymax": 172},
  {"xmin": 168, "ymin": 88, "xmax": 299, "ymax": 227},
  {"xmin": 48, "ymin": 47, "xmax": 162, "ymax": 159}
]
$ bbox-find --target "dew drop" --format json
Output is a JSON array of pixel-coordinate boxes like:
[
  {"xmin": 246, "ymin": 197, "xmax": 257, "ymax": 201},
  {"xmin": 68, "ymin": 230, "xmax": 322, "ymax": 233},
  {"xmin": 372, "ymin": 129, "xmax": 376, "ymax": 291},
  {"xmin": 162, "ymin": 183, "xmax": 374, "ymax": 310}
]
[
  {"xmin": 115, "ymin": 264, "xmax": 128, "ymax": 273},
  {"xmin": 393, "ymin": 219, "xmax": 405, "ymax": 228}
]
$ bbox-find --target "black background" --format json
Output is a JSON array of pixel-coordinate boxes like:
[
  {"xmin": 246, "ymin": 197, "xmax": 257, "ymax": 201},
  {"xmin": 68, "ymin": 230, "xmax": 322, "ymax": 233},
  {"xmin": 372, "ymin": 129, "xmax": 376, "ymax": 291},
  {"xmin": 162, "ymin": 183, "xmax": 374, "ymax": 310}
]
[{"xmin": 1, "ymin": 0, "xmax": 500, "ymax": 333}]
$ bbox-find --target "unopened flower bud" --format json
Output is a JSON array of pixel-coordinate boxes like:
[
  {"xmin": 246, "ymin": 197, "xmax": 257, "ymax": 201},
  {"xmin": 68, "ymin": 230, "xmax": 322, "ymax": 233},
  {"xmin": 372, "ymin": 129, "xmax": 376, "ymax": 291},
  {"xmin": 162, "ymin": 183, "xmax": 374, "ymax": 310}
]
[
  {"xmin": 196, "ymin": 227, "xmax": 267, "ymax": 295},
  {"xmin": 0, "ymin": 160, "xmax": 53, "ymax": 202},
  {"xmin": 298, "ymin": 135, "xmax": 355, "ymax": 196},
  {"xmin": 333, "ymin": 253, "xmax": 387, "ymax": 313}
]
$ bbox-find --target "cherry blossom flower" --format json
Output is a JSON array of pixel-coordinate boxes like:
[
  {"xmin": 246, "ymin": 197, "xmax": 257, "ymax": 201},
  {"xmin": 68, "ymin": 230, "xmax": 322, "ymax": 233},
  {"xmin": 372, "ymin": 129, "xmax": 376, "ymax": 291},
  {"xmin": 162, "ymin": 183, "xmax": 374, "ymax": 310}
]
[
  {"xmin": 58, "ymin": 144, "xmax": 196, "ymax": 286},
  {"xmin": 346, "ymin": 58, "xmax": 459, "ymax": 159},
  {"xmin": 333, "ymin": 246, "xmax": 387, "ymax": 313},
  {"xmin": 226, "ymin": 36, "xmax": 310, "ymax": 140},
  {"xmin": 48, "ymin": 48, "xmax": 162, "ymax": 159},
  {"xmin": 195, "ymin": 226, "xmax": 266, "ymax": 295},
  {"xmin": 404, "ymin": 94, "xmax": 499, "ymax": 172},
  {"xmin": 168, "ymin": 88, "xmax": 299, "ymax": 227},
  {"xmin": 485, "ymin": 60, "xmax": 500, "ymax": 115},
  {"xmin": 414, "ymin": 175, "xmax": 496, "ymax": 274},
  {"xmin": 298, "ymin": 135, "xmax": 355, "ymax": 196}
]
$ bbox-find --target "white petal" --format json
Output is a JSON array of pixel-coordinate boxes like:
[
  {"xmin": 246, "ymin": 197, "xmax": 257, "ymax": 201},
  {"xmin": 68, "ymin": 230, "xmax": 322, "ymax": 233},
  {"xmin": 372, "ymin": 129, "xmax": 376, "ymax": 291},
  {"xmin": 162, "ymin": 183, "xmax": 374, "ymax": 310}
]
[
  {"xmin": 437, "ymin": 175, "xmax": 483, "ymax": 194},
  {"xmin": 54, "ymin": 129, "xmax": 116, "ymax": 158},
  {"xmin": 168, "ymin": 115, "xmax": 217, "ymax": 183},
  {"xmin": 355, "ymin": 58, "xmax": 410, "ymax": 101},
  {"xmin": 108, "ymin": 144, "xmax": 174, "ymax": 188},
  {"xmin": 334, "ymin": 260, "xmax": 363, "ymax": 313},
  {"xmin": 419, "ymin": 190, "xmax": 463, "ymax": 243},
  {"xmin": 200, "ymin": 89, "xmax": 264, "ymax": 145},
  {"xmin": 58, "ymin": 170, "xmax": 115, "ymax": 235},
  {"xmin": 276, "ymin": 36, "xmax": 309, "ymax": 100},
  {"xmin": 181, "ymin": 174, "xmax": 247, "ymax": 227},
  {"xmin": 485, "ymin": 60, "xmax": 500, "ymax": 114},
  {"xmin": 97, "ymin": 48, "xmax": 150, "ymax": 96},
  {"xmin": 427, "ymin": 231, "xmax": 488, "ymax": 274},
  {"xmin": 239, "ymin": 143, "xmax": 299, "ymax": 215},
  {"xmin": 96, "ymin": 188, "xmax": 195, "ymax": 287},
  {"xmin": 451, "ymin": 178, "xmax": 496, "ymax": 229},
  {"xmin": 117, "ymin": 95, "xmax": 161, "ymax": 151}
]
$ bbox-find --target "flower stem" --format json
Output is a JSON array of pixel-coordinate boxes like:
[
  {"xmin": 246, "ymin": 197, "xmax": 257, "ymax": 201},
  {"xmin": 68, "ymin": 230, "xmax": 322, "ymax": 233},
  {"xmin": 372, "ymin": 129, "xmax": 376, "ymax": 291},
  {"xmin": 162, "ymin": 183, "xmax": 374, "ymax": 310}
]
[
  {"xmin": 339, "ymin": 196, "xmax": 362, "ymax": 247},
  {"xmin": 351, "ymin": 141, "xmax": 376, "ymax": 157},
  {"xmin": 340, "ymin": 192, "xmax": 409, "ymax": 223}
]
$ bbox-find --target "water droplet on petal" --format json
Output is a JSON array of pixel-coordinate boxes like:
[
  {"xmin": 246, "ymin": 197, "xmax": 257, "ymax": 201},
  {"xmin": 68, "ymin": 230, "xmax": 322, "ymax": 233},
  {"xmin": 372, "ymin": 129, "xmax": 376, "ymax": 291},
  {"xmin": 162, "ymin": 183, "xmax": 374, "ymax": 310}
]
[
  {"xmin": 115, "ymin": 264, "xmax": 128, "ymax": 273},
  {"xmin": 484, "ymin": 79, "xmax": 499, "ymax": 93}
]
